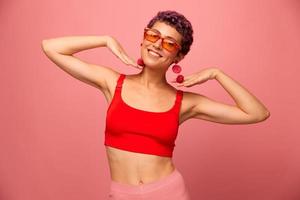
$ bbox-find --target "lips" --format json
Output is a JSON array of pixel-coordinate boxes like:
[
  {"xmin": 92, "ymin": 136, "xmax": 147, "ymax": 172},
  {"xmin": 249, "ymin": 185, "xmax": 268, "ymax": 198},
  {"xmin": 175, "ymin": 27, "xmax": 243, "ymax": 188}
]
[{"xmin": 147, "ymin": 49, "xmax": 162, "ymax": 57}]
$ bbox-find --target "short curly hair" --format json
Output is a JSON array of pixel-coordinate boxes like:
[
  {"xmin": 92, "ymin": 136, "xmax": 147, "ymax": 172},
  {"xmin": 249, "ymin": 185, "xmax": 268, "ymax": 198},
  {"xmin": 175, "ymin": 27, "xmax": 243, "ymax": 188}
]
[{"xmin": 146, "ymin": 10, "xmax": 194, "ymax": 56}]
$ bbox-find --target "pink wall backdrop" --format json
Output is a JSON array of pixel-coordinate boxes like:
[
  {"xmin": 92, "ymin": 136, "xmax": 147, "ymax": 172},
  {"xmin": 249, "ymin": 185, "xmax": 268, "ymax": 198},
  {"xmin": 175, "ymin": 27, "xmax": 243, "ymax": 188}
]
[{"xmin": 1, "ymin": 0, "xmax": 299, "ymax": 199}]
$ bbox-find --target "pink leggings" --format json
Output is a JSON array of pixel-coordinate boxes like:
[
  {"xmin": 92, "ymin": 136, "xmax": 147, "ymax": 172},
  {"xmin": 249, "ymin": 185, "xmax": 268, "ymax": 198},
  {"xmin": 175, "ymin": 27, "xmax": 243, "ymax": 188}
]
[{"xmin": 108, "ymin": 168, "xmax": 191, "ymax": 200}]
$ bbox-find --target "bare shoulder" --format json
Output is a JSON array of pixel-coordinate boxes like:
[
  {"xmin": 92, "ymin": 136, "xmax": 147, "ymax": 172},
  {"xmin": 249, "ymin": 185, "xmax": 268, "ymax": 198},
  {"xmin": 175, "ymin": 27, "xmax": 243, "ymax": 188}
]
[
  {"xmin": 181, "ymin": 91, "xmax": 217, "ymax": 122},
  {"xmin": 182, "ymin": 90, "xmax": 212, "ymax": 111},
  {"xmin": 103, "ymin": 68, "xmax": 121, "ymax": 88},
  {"xmin": 88, "ymin": 64, "xmax": 120, "ymax": 90},
  {"xmin": 102, "ymin": 68, "xmax": 121, "ymax": 97},
  {"xmin": 179, "ymin": 90, "xmax": 206, "ymax": 123},
  {"xmin": 181, "ymin": 90, "xmax": 199, "ymax": 108},
  {"xmin": 85, "ymin": 64, "xmax": 120, "ymax": 103}
]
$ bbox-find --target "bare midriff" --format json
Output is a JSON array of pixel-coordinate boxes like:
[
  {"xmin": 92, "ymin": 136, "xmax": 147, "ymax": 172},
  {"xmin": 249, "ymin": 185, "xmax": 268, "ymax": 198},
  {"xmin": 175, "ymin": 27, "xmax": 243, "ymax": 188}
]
[{"xmin": 105, "ymin": 146, "xmax": 175, "ymax": 186}]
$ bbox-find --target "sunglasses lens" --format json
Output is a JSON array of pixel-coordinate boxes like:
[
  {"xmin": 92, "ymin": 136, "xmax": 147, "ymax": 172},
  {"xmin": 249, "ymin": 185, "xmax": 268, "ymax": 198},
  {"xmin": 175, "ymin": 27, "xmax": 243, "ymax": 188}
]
[
  {"xmin": 144, "ymin": 30, "xmax": 159, "ymax": 42},
  {"xmin": 162, "ymin": 40, "xmax": 177, "ymax": 52}
]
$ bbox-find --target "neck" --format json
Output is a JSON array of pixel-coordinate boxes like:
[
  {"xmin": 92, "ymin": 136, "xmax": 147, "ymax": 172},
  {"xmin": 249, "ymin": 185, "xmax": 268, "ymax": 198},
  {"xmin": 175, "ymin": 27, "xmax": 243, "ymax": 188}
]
[{"xmin": 136, "ymin": 67, "xmax": 169, "ymax": 89}]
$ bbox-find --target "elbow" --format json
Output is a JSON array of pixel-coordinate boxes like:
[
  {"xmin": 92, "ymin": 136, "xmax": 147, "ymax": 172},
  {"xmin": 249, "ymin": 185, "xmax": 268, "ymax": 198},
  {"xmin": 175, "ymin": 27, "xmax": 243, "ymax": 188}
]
[
  {"xmin": 265, "ymin": 110, "xmax": 271, "ymax": 118},
  {"xmin": 41, "ymin": 40, "xmax": 49, "ymax": 52},
  {"xmin": 41, "ymin": 39, "xmax": 55, "ymax": 54},
  {"xmin": 263, "ymin": 109, "xmax": 271, "ymax": 119},
  {"xmin": 257, "ymin": 110, "xmax": 271, "ymax": 122}
]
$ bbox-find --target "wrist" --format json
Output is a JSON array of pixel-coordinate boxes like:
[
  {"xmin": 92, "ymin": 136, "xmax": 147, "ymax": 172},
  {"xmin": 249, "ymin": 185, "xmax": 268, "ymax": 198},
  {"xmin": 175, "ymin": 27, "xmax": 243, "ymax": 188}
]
[
  {"xmin": 104, "ymin": 35, "xmax": 115, "ymax": 46},
  {"xmin": 103, "ymin": 35, "xmax": 110, "ymax": 46},
  {"xmin": 213, "ymin": 68, "xmax": 222, "ymax": 79}
]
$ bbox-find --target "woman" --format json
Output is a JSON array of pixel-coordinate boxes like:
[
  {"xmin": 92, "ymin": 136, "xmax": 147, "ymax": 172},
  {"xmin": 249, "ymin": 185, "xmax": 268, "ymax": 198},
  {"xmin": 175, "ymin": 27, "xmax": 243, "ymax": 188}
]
[{"xmin": 42, "ymin": 10, "xmax": 270, "ymax": 200}]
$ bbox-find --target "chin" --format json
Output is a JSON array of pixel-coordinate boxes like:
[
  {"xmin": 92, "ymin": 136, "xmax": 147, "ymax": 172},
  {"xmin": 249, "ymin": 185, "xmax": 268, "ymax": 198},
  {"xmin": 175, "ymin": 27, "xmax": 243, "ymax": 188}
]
[
  {"xmin": 142, "ymin": 58, "xmax": 162, "ymax": 68},
  {"xmin": 141, "ymin": 52, "xmax": 164, "ymax": 67}
]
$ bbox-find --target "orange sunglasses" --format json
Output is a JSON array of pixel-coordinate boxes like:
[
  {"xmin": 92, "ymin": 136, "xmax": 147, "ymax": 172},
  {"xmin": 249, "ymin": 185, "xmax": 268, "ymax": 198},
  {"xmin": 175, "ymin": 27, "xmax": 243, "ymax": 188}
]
[{"xmin": 143, "ymin": 27, "xmax": 181, "ymax": 53}]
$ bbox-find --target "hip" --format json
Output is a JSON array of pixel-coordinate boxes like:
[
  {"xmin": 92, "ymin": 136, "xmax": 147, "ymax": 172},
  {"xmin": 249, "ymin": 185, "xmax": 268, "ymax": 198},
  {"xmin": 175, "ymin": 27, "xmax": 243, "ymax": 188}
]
[{"xmin": 108, "ymin": 168, "xmax": 191, "ymax": 200}]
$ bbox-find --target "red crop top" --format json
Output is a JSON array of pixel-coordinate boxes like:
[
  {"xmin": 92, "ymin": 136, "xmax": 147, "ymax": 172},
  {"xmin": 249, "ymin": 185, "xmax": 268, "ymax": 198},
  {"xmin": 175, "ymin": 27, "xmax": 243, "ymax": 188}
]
[{"xmin": 104, "ymin": 73, "xmax": 183, "ymax": 157}]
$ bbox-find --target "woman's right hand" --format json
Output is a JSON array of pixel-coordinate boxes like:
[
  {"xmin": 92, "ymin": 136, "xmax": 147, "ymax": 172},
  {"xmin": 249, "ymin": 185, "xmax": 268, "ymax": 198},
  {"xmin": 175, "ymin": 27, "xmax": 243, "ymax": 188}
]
[{"xmin": 105, "ymin": 36, "xmax": 142, "ymax": 69}]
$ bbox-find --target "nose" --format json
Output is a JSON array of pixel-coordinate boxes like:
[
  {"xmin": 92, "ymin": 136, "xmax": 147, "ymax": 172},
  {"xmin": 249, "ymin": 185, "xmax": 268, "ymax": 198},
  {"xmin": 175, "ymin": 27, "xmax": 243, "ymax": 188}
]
[{"xmin": 153, "ymin": 38, "xmax": 163, "ymax": 49}]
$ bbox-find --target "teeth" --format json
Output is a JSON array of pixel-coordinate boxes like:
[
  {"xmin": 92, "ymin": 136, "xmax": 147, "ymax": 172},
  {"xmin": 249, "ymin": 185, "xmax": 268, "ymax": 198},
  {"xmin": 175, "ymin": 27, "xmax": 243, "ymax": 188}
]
[{"xmin": 148, "ymin": 50, "xmax": 161, "ymax": 57}]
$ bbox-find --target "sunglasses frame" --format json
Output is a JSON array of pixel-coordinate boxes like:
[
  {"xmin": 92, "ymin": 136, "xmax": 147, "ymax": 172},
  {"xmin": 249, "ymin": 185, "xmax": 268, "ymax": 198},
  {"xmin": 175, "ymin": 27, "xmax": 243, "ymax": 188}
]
[{"xmin": 143, "ymin": 27, "xmax": 182, "ymax": 52}]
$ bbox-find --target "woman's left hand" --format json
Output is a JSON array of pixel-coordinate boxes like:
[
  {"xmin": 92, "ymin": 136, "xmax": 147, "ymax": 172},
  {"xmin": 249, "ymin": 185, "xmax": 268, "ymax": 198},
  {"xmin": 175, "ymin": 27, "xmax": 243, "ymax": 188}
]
[{"xmin": 172, "ymin": 67, "xmax": 220, "ymax": 87}]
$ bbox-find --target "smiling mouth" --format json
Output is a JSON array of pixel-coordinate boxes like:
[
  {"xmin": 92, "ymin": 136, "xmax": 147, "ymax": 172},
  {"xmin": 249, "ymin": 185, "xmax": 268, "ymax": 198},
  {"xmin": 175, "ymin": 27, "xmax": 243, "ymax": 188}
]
[{"xmin": 148, "ymin": 49, "xmax": 162, "ymax": 57}]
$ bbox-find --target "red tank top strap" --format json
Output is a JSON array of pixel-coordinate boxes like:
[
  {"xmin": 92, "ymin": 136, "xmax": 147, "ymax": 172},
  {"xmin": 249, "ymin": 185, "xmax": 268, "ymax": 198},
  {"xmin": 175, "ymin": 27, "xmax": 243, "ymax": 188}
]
[
  {"xmin": 116, "ymin": 73, "xmax": 125, "ymax": 89},
  {"xmin": 175, "ymin": 90, "xmax": 183, "ymax": 103}
]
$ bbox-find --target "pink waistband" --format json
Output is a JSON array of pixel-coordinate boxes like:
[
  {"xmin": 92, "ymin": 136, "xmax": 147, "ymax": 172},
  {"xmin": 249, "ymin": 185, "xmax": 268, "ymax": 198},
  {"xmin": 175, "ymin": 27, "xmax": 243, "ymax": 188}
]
[{"xmin": 110, "ymin": 168, "xmax": 182, "ymax": 194}]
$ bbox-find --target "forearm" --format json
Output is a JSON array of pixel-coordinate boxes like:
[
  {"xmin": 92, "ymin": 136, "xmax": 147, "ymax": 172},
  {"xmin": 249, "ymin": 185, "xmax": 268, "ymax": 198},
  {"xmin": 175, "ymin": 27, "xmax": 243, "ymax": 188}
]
[
  {"xmin": 214, "ymin": 69, "xmax": 270, "ymax": 118},
  {"xmin": 41, "ymin": 35, "xmax": 110, "ymax": 55}
]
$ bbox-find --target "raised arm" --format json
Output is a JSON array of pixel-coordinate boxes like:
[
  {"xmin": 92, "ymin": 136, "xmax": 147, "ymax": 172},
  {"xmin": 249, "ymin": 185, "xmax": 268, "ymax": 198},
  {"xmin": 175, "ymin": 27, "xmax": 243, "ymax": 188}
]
[
  {"xmin": 179, "ymin": 68, "xmax": 270, "ymax": 124},
  {"xmin": 41, "ymin": 35, "xmax": 119, "ymax": 92}
]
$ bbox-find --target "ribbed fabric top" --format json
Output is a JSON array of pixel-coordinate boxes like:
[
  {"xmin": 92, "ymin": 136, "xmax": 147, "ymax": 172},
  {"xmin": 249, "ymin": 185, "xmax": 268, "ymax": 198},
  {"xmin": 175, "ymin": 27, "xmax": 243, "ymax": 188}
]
[{"xmin": 104, "ymin": 73, "xmax": 183, "ymax": 157}]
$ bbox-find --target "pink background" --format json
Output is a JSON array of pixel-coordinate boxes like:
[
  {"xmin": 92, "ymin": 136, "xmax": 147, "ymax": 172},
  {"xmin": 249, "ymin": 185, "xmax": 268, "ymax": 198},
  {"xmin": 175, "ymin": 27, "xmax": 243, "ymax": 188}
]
[{"xmin": 1, "ymin": 0, "xmax": 299, "ymax": 199}]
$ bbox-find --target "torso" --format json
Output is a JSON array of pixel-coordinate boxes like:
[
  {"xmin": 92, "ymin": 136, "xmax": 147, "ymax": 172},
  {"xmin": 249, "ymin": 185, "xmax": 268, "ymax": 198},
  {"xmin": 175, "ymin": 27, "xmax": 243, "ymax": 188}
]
[{"xmin": 101, "ymin": 72, "xmax": 194, "ymax": 186}]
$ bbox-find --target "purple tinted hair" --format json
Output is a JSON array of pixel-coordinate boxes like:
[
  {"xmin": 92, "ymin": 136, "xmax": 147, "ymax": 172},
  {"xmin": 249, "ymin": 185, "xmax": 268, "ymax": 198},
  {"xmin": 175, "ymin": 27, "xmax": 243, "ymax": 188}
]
[{"xmin": 146, "ymin": 10, "xmax": 194, "ymax": 56}]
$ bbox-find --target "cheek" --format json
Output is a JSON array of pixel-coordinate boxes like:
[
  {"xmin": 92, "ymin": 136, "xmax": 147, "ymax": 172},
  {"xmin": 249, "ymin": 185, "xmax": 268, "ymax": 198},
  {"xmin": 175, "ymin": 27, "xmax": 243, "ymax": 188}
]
[
  {"xmin": 162, "ymin": 56, "xmax": 175, "ymax": 66},
  {"xmin": 166, "ymin": 53, "xmax": 177, "ymax": 61},
  {"xmin": 141, "ymin": 48, "xmax": 149, "ymax": 58}
]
